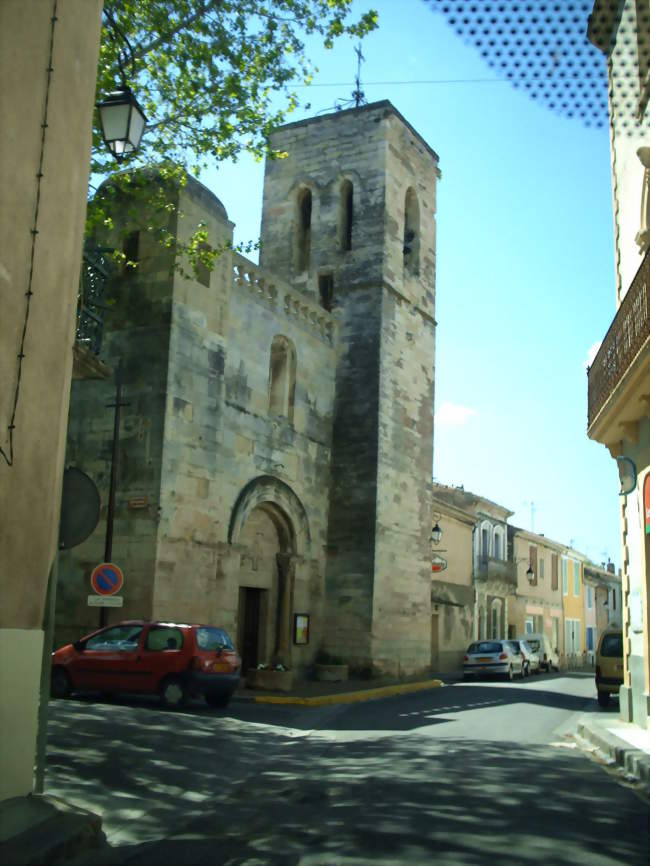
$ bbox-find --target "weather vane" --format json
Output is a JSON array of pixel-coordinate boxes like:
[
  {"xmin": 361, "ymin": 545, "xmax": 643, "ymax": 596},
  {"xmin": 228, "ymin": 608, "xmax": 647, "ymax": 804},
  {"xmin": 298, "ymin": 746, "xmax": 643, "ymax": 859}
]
[{"xmin": 321, "ymin": 41, "xmax": 367, "ymax": 113}]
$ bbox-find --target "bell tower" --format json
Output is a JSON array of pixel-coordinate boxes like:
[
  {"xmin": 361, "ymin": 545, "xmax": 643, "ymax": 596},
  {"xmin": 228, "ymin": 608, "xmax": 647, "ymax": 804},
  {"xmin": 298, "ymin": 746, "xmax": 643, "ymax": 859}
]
[{"xmin": 260, "ymin": 101, "xmax": 440, "ymax": 676}]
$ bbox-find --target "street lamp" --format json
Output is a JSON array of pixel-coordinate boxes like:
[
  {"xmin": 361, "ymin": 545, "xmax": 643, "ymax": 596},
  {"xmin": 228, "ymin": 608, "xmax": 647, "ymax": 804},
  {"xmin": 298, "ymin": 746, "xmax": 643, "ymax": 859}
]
[
  {"xmin": 431, "ymin": 519, "xmax": 442, "ymax": 545},
  {"xmin": 97, "ymin": 86, "xmax": 147, "ymax": 161}
]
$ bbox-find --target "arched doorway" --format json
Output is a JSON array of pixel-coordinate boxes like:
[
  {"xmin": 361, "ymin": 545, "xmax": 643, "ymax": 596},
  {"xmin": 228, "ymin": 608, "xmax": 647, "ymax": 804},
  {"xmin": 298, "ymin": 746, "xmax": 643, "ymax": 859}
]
[
  {"xmin": 229, "ymin": 477, "xmax": 310, "ymax": 676},
  {"xmin": 237, "ymin": 503, "xmax": 295, "ymax": 675}
]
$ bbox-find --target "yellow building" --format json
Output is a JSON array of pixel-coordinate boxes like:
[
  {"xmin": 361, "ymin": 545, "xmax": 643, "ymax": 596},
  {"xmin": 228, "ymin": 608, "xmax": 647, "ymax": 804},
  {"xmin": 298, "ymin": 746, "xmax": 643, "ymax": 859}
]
[{"xmin": 561, "ymin": 554, "xmax": 585, "ymax": 668}]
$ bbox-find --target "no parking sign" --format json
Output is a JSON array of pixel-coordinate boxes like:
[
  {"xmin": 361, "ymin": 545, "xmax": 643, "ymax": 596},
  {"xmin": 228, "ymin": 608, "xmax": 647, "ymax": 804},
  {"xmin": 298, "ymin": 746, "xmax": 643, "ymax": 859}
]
[{"xmin": 90, "ymin": 562, "xmax": 124, "ymax": 596}]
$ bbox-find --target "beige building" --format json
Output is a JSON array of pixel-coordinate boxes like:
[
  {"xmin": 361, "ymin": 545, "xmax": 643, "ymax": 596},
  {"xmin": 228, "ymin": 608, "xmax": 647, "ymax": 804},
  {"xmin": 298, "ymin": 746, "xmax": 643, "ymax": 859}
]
[
  {"xmin": 507, "ymin": 527, "xmax": 564, "ymax": 656},
  {"xmin": 0, "ymin": 1, "xmax": 103, "ymax": 801},
  {"xmin": 58, "ymin": 101, "xmax": 440, "ymax": 680},
  {"xmin": 430, "ymin": 484, "xmax": 475, "ymax": 672},
  {"xmin": 586, "ymin": 0, "xmax": 650, "ymax": 728}
]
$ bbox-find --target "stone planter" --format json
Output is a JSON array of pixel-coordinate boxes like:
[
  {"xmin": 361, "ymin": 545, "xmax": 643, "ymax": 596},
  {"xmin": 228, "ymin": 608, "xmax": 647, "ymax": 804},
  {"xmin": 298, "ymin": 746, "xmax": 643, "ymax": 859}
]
[
  {"xmin": 246, "ymin": 668, "xmax": 293, "ymax": 692},
  {"xmin": 315, "ymin": 663, "xmax": 349, "ymax": 683}
]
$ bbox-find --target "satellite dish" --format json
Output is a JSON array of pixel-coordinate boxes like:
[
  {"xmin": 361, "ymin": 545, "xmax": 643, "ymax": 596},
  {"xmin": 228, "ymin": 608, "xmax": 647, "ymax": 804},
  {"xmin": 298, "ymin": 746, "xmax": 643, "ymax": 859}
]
[{"xmin": 59, "ymin": 467, "xmax": 101, "ymax": 550}]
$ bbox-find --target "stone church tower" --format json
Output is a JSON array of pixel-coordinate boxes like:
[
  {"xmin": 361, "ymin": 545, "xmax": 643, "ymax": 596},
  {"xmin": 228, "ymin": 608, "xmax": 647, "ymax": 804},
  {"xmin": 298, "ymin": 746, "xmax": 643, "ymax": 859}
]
[
  {"xmin": 58, "ymin": 100, "xmax": 439, "ymax": 683},
  {"xmin": 260, "ymin": 101, "xmax": 440, "ymax": 676}
]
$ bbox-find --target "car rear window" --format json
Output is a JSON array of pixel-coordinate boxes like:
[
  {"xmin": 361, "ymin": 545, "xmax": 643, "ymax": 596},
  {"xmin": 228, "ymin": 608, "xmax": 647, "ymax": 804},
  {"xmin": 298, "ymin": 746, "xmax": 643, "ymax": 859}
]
[
  {"xmin": 146, "ymin": 626, "xmax": 184, "ymax": 651},
  {"xmin": 600, "ymin": 634, "xmax": 623, "ymax": 658},
  {"xmin": 196, "ymin": 627, "xmax": 234, "ymax": 651},
  {"xmin": 468, "ymin": 642, "xmax": 503, "ymax": 654},
  {"xmin": 527, "ymin": 640, "xmax": 540, "ymax": 652}
]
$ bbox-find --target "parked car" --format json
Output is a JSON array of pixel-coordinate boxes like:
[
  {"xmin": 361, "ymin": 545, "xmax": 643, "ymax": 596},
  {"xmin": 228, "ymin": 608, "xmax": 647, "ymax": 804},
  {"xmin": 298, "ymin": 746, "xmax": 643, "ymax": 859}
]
[
  {"xmin": 51, "ymin": 620, "xmax": 240, "ymax": 709},
  {"xmin": 507, "ymin": 639, "xmax": 540, "ymax": 676},
  {"xmin": 595, "ymin": 628, "xmax": 623, "ymax": 708},
  {"xmin": 463, "ymin": 640, "xmax": 524, "ymax": 681},
  {"xmin": 518, "ymin": 633, "xmax": 559, "ymax": 672}
]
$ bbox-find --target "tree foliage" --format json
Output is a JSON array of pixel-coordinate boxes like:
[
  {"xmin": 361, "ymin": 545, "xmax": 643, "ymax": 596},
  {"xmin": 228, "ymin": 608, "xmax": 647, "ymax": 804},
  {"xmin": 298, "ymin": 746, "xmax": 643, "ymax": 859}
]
[{"xmin": 89, "ymin": 1, "xmax": 377, "ymax": 274}]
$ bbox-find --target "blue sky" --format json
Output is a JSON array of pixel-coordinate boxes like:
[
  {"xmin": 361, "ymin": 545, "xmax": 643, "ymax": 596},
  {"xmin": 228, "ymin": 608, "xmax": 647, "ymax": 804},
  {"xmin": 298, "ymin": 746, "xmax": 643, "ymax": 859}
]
[{"xmin": 198, "ymin": 0, "xmax": 620, "ymax": 566}]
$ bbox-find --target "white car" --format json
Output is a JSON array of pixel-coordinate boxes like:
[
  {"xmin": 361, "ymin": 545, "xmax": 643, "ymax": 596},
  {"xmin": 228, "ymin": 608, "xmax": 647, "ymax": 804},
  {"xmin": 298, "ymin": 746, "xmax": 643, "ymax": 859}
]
[
  {"xmin": 518, "ymin": 633, "xmax": 559, "ymax": 672},
  {"xmin": 508, "ymin": 639, "xmax": 540, "ymax": 676},
  {"xmin": 463, "ymin": 640, "xmax": 524, "ymax": 681}
]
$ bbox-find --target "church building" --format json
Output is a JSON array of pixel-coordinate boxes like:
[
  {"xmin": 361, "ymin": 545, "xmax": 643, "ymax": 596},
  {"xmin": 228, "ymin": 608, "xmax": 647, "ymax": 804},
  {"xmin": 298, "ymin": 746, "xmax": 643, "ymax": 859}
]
[{"xmin": 57, "ymin": 100, "xmax": 441, "ymax": 680}]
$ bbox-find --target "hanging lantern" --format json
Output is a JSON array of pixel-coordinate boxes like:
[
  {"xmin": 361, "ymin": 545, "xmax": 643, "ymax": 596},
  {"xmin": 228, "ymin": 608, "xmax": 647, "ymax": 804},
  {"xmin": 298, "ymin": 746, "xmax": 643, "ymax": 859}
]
[{"xmin": 96, "ymin": 87, "xmax": 147, "ymax": 161}]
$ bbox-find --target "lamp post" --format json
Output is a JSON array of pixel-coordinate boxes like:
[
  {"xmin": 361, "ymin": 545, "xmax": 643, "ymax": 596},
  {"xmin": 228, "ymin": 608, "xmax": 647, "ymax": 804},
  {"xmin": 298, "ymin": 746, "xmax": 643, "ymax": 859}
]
[{"xmin": 96, "ymin": 87, "xmax": 147, "ymax": 161}]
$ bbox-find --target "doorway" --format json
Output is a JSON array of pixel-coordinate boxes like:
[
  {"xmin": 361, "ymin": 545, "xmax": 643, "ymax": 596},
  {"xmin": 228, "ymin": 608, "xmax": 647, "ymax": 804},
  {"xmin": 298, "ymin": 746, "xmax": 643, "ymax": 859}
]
[{"xmin": 239, "ymin": 587, "xmax": 262, "ymax": 675}]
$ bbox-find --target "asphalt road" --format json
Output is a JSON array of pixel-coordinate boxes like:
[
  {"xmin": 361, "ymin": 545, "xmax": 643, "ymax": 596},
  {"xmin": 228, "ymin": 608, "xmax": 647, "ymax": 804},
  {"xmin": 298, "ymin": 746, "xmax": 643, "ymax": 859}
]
[{"xmin": 46, "ymin": 673, "xmax": 649, "ymax": 865}]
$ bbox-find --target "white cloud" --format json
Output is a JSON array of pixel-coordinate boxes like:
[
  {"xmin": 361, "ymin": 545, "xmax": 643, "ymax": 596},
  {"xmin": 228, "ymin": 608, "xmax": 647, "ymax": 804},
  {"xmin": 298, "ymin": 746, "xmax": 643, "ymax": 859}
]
[
  {"xmin": 435, "ymin": 401, "xmax": 477, "ymax": 426},
  {"xmin": 585, "ymin": 341, "xmax": 601, "ymax": 368}
]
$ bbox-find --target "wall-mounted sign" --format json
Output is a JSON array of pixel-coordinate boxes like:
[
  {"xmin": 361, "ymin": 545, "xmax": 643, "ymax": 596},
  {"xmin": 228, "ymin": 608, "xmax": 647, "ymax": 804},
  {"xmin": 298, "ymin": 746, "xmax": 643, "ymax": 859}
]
[
  {"xmin": 432, "ymin": 554, "xmax": 447, "ymax": 573},
  {"xmin": 294, "ymin": 613, "xmax": 310, "ymax": 645},
  {"xmin": 129, "ymin": 495, "xmax": 149, "ymax": 510}
]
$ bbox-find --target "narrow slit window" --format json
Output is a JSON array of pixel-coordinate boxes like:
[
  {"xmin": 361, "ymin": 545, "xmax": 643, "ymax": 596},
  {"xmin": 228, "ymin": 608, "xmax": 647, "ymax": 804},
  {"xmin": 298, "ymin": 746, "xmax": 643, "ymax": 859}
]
[
  {"xmin": 403, "ymin": 188, "xmax": 420, "ymax": 276},
  {"xmin": 295, "ymin": 188, "xmax": 312, "ymax": 272},
  {"xmin": 122, "ymin": 230, "xmax": 139, "ymax": 272},
  {"xmin": 339, "ymin": 180, "xmax": 353, "ymax": 251},
  {"xmin": 196, "ymin": 241, "xmax": 212, "ymax": 288},
  {"xmin": 269, "ymin": 336, "xmax": 297, "ymax": 423},
  {"xmin": 318, "ymin": 273, "xmax": 333, "ymax": 311}
]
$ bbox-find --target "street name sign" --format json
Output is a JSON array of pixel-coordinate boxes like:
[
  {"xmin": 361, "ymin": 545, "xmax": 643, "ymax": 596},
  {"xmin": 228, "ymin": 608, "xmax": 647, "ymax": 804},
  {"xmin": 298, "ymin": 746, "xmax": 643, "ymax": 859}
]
[{"xmin": 87, "ymin": 595, "xmax": 124, "ymax": 608}]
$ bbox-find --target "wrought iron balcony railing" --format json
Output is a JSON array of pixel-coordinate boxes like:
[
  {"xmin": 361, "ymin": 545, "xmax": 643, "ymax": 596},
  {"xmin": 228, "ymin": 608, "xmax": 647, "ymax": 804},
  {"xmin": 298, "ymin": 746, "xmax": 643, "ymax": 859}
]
[
  {"xmin": 588, "ymin": 250, "xmax": 650, "ymax": 428},
  {"xmin": 476, "ymin": 557, "xmax": 516, "ymax": 585},
  {"xmin": 76, "ymin": 246, "xmax": 111, "ymax": 356}
]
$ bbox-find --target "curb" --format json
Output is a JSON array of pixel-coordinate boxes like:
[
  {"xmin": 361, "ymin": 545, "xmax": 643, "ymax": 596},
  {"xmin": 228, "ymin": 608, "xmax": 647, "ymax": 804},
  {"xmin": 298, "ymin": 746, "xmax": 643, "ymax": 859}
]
[
  {"xmin": 247, "ymin": 678, "xmax": 444, "ymax": 706},
  {"xmin": 576, "ymin": 718, "xmax": 650, "ymax": 789}
]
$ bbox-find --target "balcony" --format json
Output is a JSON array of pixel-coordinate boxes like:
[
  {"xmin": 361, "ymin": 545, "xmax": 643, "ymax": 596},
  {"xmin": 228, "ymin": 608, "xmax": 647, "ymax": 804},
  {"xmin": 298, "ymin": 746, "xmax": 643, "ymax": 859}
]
[
  {"xmin": 587, "ymin": 251, "xmax": 650, "ymax": 444},
  {"xmin": 476, "ymin": 557, "xmax": 516, "ymax": 586},
  {"xmin": 72, "ymin": 246, "xmax": 111, "ymax": 380}
]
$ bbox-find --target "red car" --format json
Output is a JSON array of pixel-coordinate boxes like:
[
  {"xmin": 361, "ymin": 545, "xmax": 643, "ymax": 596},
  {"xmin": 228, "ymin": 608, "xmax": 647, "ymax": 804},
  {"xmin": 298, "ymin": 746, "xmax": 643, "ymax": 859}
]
[{"xmin": 51, "ymin": 620, "xmax": 240, "ymax": 709}]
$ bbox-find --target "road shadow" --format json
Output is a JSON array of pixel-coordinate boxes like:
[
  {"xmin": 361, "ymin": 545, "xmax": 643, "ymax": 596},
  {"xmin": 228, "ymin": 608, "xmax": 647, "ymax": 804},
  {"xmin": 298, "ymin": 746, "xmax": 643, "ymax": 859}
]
[{"xmin": 49, "ymin": 703, "xmax": 649, "ymax": 866}]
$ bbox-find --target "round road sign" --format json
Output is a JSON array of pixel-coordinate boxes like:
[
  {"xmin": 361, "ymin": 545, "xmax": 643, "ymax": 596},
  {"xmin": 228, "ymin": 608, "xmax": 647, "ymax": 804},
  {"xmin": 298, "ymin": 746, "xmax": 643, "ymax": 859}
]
[{"xmin": 90, "ymin": 562, "xmax": 124, "ymax": 596}]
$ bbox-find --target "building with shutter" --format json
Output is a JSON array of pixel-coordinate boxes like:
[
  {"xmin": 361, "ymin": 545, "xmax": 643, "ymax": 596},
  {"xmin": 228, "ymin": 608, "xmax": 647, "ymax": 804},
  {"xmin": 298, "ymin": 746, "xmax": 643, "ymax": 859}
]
[{"xmin": 506, "ymin": 527, "xmax": 565, "ymax": 656}]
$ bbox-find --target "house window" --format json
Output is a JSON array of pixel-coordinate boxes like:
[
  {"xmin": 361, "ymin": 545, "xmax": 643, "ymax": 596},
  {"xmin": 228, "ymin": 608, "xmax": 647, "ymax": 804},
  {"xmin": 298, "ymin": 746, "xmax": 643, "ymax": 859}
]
[
  {"xmin": 339, "ymin": 180, "xmax": 353, "ymax": 251},
  {"xmin": 573, "ymin": 560, "xmax": 580, "ymax": 597},
  {"xmin": 562, "ymin": 558, "xmax": 568, "ymax": 596},
  {"xmin": 268, "ymin": 336, "xmax": 297, "ymax": 422},
  {"xmin": 318, "ymin": 273, "xmax": 333, "ymax": 311},
  {"xmin": 586, "ymin": 626, "xmax": 595, "ymax": 652},
  {"xmin": 403, "ymin": 187, "xmax": 420, "ymax": 276},
  {"xmin": 295, "ymin": 188, "xmax": 312, "ymax": 272},
  {"xmin": 539, "ymin": 558, "xmax": 545, "ymax": 580},
  {"xmin": 525, "ymin": 617, "xmax": 534, "ymax": 634},
  {"xmin": 587, "ymin": 587, "xmax": 593, "ymax": 609},
  {"xmin": 494, "ymin": 532, "xmax": 501, "ymax": 560}
]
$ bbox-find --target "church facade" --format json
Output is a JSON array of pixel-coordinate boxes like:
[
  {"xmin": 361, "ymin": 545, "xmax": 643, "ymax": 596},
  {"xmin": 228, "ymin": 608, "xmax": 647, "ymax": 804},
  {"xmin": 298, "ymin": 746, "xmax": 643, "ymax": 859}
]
[{"xmin": 57, "ymin": 101, "xmax": 440, "ymax": 680}]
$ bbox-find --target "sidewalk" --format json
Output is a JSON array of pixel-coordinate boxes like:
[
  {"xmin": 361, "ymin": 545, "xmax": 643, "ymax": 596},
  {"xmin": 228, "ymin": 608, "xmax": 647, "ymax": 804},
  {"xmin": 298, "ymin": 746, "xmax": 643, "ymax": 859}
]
[
  {"xmin": 575, "ymin": 712, "xmax": 650, "ymax": 792},
  {"xmin": 233, "ymin": 671, "xmax": 447, "ymax": 705}
]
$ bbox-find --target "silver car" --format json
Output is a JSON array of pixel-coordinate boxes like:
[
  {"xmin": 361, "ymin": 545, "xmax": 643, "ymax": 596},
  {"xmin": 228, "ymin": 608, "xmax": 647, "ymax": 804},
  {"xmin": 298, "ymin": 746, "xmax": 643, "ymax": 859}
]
[
  {"xmin": 463, "ymin": 640, "xmax": 524, "ymax": 681},
  {"xmin": 507, "ymin": 639, "xmax": 540, "ymax": 676}
]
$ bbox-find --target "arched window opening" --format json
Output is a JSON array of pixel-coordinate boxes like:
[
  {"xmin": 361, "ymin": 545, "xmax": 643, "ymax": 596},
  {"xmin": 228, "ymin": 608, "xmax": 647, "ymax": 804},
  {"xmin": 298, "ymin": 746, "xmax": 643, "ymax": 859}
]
[
  {"xmin": 295, "ymin": 188, "xmax": 312, "ymax": 272},
  {"xmin": 269, "ymin": 336, "xmax": 297, "ymax": 422},
  {"xmin": 491, "ymin": 600, "xmax": 502, "ymax": 639},
  {"xmin": 339, "ymin": 180, "xmax": 353, "ymax": 251},
  {"xmin": 481, "ymin": 526, "xmax": 489, "ymax": 558},
  {"xmin": 494, "ymin": 533, "xmax": 501, "ymax": 561},
  {"xmin": 403, "ymin": 187, "xmax": 420, "ymax": 275}
]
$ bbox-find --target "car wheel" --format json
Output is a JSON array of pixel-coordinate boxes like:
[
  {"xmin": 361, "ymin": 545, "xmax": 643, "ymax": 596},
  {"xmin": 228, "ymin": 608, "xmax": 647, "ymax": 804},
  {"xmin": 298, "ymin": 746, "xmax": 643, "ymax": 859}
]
[
  {"xmin": 51, "ymin": 667, "xmax": 71, "ymax": 699},
  {"xmin": 205, "ymin": 691, "xmax": 231, "ymax": 709},
  {"xmin": 597, "ymin": 691, "xmax": 610, "ymax": 708},
  {"xmin": 160, "ymin": 676, "xmax": 187, "ymax": 709}
]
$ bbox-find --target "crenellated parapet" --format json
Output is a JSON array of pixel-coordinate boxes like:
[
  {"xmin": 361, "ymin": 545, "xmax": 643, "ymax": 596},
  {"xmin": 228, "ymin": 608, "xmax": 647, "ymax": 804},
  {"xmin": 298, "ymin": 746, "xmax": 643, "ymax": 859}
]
[{"xmin": 232, "ymin": 253, "xmax": 335, "ymax": 345}]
